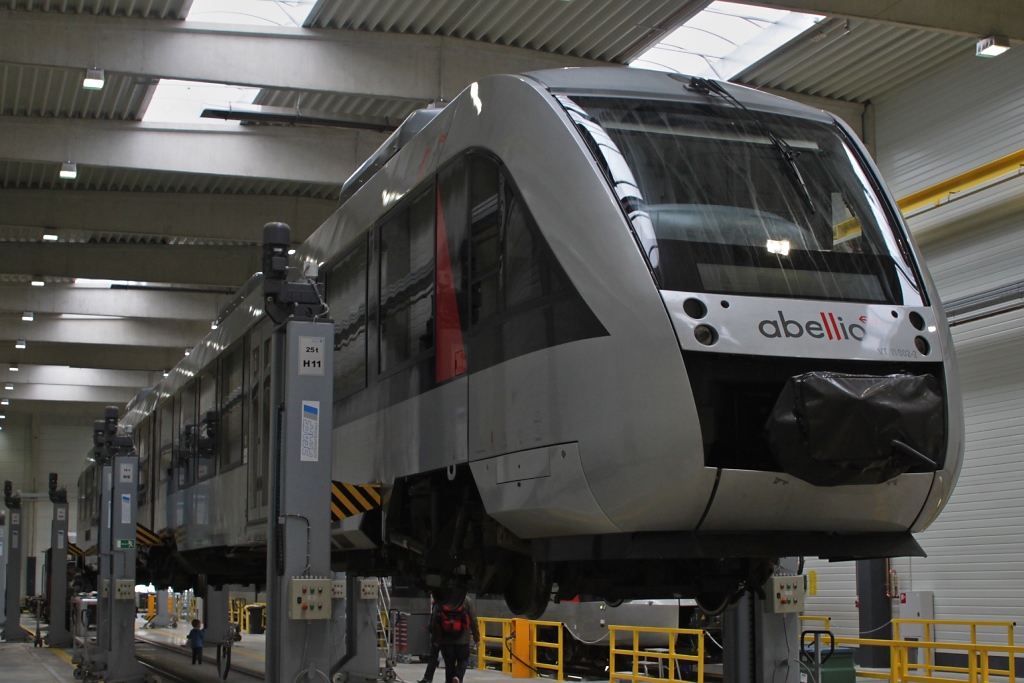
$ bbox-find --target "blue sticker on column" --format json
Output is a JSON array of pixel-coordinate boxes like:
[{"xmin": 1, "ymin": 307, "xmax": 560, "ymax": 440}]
[{"xmin": 301, "ymin": 400, "xmax": 319, "ymax": 462}]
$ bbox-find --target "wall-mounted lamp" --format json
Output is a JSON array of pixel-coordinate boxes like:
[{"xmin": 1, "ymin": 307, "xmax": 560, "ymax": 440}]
[
  {"xmin": 977, "ymin": 35, "xmax": 1010, "ymax": 57},
  {"xmin": 59, "ymin": 162, "xmax": 78, "ymax": 180},
  {"xmin": 15, "ymin": 340, "xmax": 27, "ymax": 350},
  {"xmin": 22, "ymin": 311, "xmax": 34, "ymax": 322},
  {"xmin": 83, "ymin": 68, "xmax": 105, "ymax": 90}
]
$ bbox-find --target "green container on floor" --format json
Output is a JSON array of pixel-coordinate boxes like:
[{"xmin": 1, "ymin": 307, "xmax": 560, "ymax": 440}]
[{"xmin": 817, "ymin": 648, "xmax": 856, "ymax": 683}]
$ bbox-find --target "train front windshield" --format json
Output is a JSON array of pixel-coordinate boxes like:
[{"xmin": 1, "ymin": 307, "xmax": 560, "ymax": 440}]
[{"xmin": 567, "ymin": 96, "xmax": 925, "ymax": 306}]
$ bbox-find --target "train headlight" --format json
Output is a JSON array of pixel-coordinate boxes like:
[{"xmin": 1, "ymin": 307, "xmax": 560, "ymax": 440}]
[{"xmin": 694, "ymin": 324, "xmax": 718, "ymax": 346}]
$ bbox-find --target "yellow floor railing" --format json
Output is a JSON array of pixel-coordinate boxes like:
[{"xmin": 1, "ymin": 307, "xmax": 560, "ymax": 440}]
[
  {"xmin": 528, "ymin": 620, "xmax": 565, "ymax": 681},
  {"xmin": 608, "ymin": 625, "xmax": 705, "ymax": 683},
  {"xmin": 478, "ymin": 617, "xmax": 514, "ymax": 674}
]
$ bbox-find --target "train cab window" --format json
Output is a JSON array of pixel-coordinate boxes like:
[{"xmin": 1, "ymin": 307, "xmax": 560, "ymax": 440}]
[
  {"xmin": 328, "ymin": 238, "xmax": 368, "ymax": 398},
  {"xmin": 158, "ymin": 399, "xmax": 174, "ymax": 484},
  {"xmin": 196, "ymin": 370, "xmax": 217, "ymax": 481},
  {"xmin": 176, "ymin": 382, "xmax": 196, "ymax": 488},
  {"xmin": 379, "ymin": 188, "xmax": 435, "ymax": 372},
  {"xmin": 136, "ymin": 419, "xmax": 151, "ymax": 506},
  {"xmin": 219, "ymin": 344, "xmax": 245, "ymax": 472}
]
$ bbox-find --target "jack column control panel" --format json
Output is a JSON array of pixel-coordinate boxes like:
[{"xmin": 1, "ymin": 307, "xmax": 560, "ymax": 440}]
[
  {"xmin": 288, "ymin": 577, "xmax": 332, "ymax": 620},
  {"xmin": 767, "ymin": 575, "xmax": 805, "ymax": 613}
]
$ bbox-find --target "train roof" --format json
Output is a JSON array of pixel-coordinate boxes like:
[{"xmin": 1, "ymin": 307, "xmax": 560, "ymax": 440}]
[{"xmin": 522, "ymin": 66, "xmax": 832, "ymax": 123}]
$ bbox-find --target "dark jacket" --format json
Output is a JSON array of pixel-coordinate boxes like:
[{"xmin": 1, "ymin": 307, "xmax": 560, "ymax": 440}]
[
  {"xmin": 433, "ymin": 596, "xmax": 479, "ymax": 646},
  {"xmin": 187, "ymin": 627, "xmax": 205, "ymax": 648}
]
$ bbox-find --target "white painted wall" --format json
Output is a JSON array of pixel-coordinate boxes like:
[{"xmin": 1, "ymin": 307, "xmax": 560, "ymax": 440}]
[{"xmin": 804, "ymin": 45, "xmax": 1024, "ymax": 646}]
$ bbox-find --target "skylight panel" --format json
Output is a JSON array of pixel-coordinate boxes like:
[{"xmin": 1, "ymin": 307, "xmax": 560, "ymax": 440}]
[
  {"xmin": 185, "ymin": 0, "xmax": 316, "ymax": 27},
  {"xmin": 142, "ymin": 80, "xmax": 260, "ymax": 125},
  {"xmin": 632, "ymin": 1, "xmax": 823, "ymax": 80}
]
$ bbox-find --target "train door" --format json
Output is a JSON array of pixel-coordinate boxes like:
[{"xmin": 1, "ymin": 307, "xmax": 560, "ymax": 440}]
[{"xmin": 247, "ymin": 322, "xmax": 273, "ymax": 523}]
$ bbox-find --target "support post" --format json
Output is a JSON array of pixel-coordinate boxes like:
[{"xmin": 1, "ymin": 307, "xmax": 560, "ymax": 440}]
[
  {"xmin": 46, "ymin": 473, "xmax": 72, "ymax": 647},
  {"xmin": 856, "ymin": 559, "xmax": 892, "ymax": 668},
  {"xmin": 0, "ymin": 513, "xmax": 7, "ymax": 634},
  {"xmin": 262, "ymin": 222, "xmax": 335, "ymax": 683},
  {"xmin": 3, "ymin": 482, "xmax": 26, "ymax": 642}
]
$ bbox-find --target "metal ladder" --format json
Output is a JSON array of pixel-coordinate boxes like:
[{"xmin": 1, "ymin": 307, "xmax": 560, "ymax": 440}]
[{"xmin": 375, "ymin": 578, "xmax": 398, "ymax": 681}]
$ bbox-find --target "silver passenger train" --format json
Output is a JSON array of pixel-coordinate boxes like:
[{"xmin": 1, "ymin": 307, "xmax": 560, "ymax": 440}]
[{"xmin": 79, "ymin": 67, "xmax": 963, "ymax": 617}]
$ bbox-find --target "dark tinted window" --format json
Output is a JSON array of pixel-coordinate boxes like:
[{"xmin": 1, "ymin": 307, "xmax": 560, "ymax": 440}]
[
  {"xmin": 328, "ymin": 238, "xmax": 369, "ymax": 397},
  {"xmin": 380, "ymin": 189, "xmax": 435, "ymax": 372},
  {"xmin": 219, "ymin": 343, "xmax": 245, "ymax": 471}
]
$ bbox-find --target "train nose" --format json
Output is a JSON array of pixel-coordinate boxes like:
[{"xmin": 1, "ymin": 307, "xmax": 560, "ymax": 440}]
[{"xmin": 765, "ymin": 372, "xmax": 945, "ymax": 487}]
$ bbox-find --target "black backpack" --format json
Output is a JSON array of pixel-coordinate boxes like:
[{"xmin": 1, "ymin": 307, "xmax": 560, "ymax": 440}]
[{"xmin": 437, "ymin": 602, "xmax": 470, "ymax": 634}]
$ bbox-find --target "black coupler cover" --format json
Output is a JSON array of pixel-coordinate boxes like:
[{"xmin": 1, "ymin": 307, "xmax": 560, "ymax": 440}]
[{"xmin": 766, "ymin": 372, "xmax": 944, "ymax": 487}]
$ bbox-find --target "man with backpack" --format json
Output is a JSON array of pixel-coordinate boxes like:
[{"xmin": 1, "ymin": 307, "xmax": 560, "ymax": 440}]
[{"xmin": 432, "ymin": 591, "xmax": 480, "ymax": 683}]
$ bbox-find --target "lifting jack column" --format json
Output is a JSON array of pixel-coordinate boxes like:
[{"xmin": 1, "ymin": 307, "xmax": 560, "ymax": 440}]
[
  {"xmin": 2, "ymin": 481, "xmax": 25, "ymax": 642},
  {"xmin": 46, "ymin": 473, "xmax": 72, "ymax": 648},
  {"xmin": 262, "ymin": 222, "xmax": 336, "ymax": 683}
]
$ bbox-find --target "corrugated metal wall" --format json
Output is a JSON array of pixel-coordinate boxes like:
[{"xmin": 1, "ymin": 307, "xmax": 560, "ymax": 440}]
[{"xmin": 803, "ymin": 45, "xmax": 1024, "ymax": 644}]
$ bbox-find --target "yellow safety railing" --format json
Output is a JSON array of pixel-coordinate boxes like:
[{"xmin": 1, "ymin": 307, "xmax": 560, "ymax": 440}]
[
  {"xmin": 609, "ymin": 625, "xmax": 705, "ymax": 683},
  {"xmin": 229, "ymin": 598, "xmax": 248, "ymax": 629},
  {"xmin": 528, "ymin": 620, "xmax": 565, "ymax": 681},
  {"xmin": 478, "ymin": 617, "xmax": 513, "ymax": 674},
  {"xmin": 799, "ymin": 615, "xmax": 832, "ymax": 632}
]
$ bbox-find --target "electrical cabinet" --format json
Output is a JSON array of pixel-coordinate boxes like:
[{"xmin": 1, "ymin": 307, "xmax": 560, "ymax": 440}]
[
  {"xmin": 288, "ymin": 577, "xmax": 332, "ymax": 620},
  {"xmin": 115, "ymin": 579, "xmax": 135, "ymax": 600},
  {"xmin": 766, "ymin": 575, "xmax": 805, "ymax": 613}
]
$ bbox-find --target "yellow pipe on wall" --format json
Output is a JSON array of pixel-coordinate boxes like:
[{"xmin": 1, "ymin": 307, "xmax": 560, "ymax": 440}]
[{"xmin": 897, "ymin": 148, "xmax": 1024, "ymax": 214}]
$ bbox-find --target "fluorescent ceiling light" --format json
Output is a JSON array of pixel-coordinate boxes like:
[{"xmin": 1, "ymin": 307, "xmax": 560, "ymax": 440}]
[
  {"xmin": 4, "ymin": 384, "xmax": 13, "ymax": 391},
  {"xmin": 42, "ymin": 232, "xmax": 59, "ymax": 242},
  {"xmin": 83, "ymin": 68, "xmax": 105, "ymax": 90},
  {"xmin": 143, "ymin": 80, "xmax": 260, "ymax": 125},
  {"xmin": 976, "ymin": 35, "xmax": 1010, "ymax": 57},
  {"xmin": 31, "ymin": 279, "xmax": 45, "ymax": 287},
  {"xmin": 15, "ymin": 340, "xmax": 26, "ymax": 350},
  {"xmin": 185, "ymin": 0, "xmax": 317, "ymax": 27},
  {"xmin": 631, "ymin": 1, "xmax": 823, "ymax": 80},
  {"xmin": 59, "ymin": 162, "xmax": 78, "ymax": 179},
  {"xmin": 163, "ymin": 370, "xmax": 170, "ymax": 378},
  {"xmin": 22, "ymin": 312, "xmax": 34, "ymax": 322},
  {"xmin": 0, "ymin": 414, "xmax": 5, "ymax": 418},
  {"xmin": 185, "ymin": 347, "xmax": 192, "ymax": 356},
  {"xmin": 0, "ymin": 398, "xmax": 8, "ymax": 405},
  {"xmin": 8, "ymin": 365, "xmax": 17, "ymax": 372}
]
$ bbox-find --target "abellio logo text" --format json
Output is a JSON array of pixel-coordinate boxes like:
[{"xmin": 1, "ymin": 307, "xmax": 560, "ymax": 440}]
[{"xmin": 758, "ymin": 311, "xmax": 866, "ymax": 341}]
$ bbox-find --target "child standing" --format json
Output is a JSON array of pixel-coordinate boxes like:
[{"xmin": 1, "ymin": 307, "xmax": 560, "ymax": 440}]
[{"xmin": 187, "ymin": 618, "xmax": 205, "ymax": 665}]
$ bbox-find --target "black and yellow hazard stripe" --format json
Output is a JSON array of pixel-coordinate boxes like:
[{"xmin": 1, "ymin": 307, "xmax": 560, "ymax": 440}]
[
  {"xmin": 136, "ymin": 523, "xmax": 165, "ymax": 547},
  {"xmin": 67, "ymin": 543, "xmax": 85, "ymax": 557},
  {"xmin": 331, "ymin": 481, "xmax": 382, "ymax": 522}
]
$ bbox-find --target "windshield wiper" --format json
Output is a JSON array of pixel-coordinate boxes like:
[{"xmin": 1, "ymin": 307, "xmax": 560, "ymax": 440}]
[{"xmin": 687, "ymin": 77, "xmax": 816, "ymax": 215}]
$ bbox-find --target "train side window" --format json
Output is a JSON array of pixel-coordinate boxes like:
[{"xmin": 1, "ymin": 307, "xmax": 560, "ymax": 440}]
[
  {"xmin": 219, "ymin": 343, "xmax": 245, "ymax": 472},
  {"xmin": 136, "ymin": 418, "xmax": 151, "ymax": 506},
  {"xmin": 176, "ymin": 382, "xmax": 196, "ymax": 488},
  {"xmin": 327, "ymin": 237, "xmax": 368, "ymax": 398},
  {"xmin": 196, "ymin": 369, "xmax": 217, "ymax": 481},
  {"xmin": 158, "ymin": 398, "xmax": 174, "ymax": 484},
  {"xmin": 379, "ymin": 188, "xmax": 436, "ymax": 372},
  {"xmin": 469, "ymin": 156, "xmax": 502, "ymax": 325}
]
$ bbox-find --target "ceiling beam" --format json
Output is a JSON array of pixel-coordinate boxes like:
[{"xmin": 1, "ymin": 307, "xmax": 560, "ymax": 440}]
[
  {"xmin": 0, "ymin": 243, "xmax": 259, "ymax": 287},
  {"xmin": 1, "ymin": 383, "xmax": 138, "ymax": 404},
  {"xmin": 0, "ymin": 341, "xmax": 188, "ymax": 372},
  {"xmin": 0, "ymin": 285, "xmax": 225, "ymax": 322},
  {"xmin": 0, "ymin": 116, "xmax": 386, "ymax": 185},
  {"xmin": 746, "ymin": 1, "xmax": 1024, "ymax": 41},
  {"xmin": 0, "ymin": 365, "xmax": 158, "ymax": 389},
  {"xmin": 0, "ymin": 190, "xmax": 336, "ymax": 242},
  {"xmin": 0, "ymin": 317, "xmax": 209, "ymax": 349},
  {"xmin": 0, "ymin": 13, "xmax": 599, "ymax": 102}
]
